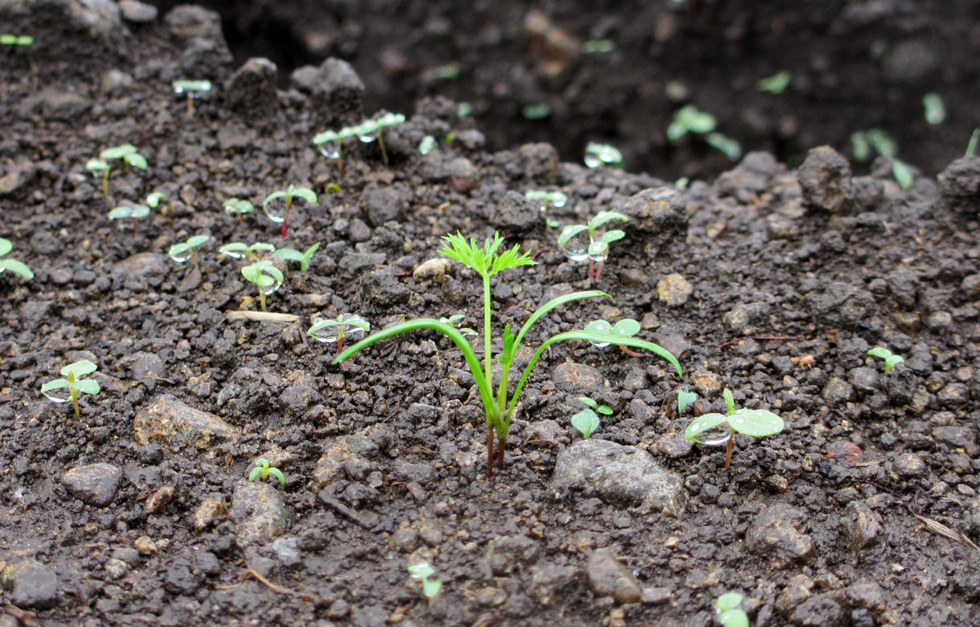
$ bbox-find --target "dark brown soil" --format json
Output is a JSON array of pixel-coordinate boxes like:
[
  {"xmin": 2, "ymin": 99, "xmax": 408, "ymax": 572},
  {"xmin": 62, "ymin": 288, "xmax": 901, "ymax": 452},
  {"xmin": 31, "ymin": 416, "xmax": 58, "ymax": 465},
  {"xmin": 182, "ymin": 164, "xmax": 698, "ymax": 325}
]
[{"xmin": 2, "ymin": 3, "xmax": 980, "ymax": 627}]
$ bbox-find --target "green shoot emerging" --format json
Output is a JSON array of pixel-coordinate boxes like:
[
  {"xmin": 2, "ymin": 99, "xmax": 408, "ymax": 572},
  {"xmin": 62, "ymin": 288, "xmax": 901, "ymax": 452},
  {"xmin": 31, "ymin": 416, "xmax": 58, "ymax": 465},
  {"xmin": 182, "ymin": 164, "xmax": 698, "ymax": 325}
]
[
  {"xmin": 248, "ymin": 458, "xmax": 285, "ymax": 485},
  {"xmin": 314, "ymin": 112, "xmax": 406, "ymax": 174},
  {"xmin": 0, "ymin": 237, "xmax": 34, "ymax": 280},
  {"xmin": 584, "ymin": 142, "xmax": 623, "ymax": 169},
  {"xmin": 581, "ymin": 39, "xmax": 616, "ymax": 54},
  {"xmin": 922, "ymin": 92, "xmax": 945, "ymax": 126},
  {"xmin": 86, "ymin": 144, "xmax": 148, "ymax": 197},
  {"xmin": 667, "ymin": 104, "xmax": 741, "ymax": 160},
  {"xmin": 966, "ymin": 128, "xmax": 980, "ymax": 158},
  {"xmin": 1, "ymin": 34, "xmax": 33, "ymax": 46},
  {"xmin": 41, "ymin": 359, "xmax": 100, "ymax": 418},
  {"xmin": 308, "ymin": 313, "xmax": 371, "ymax": 355},
  {"xmin": 335, "ymin": 231, "xmax": 682, "ymax": 477},
  {"xmin": 677, "ymin": 387, "xmax": 698, "ymax": 414},
  {"xmin": 407, "ymin": 562, "xmax": 443, "ymax": 605},
  {"xmin": 571, "ymin": 396, "xmax": 612, "ymax": 439},
  {"xmin": 686, "ymin": 388, "xmax": 784, "ymax": 469},
  {"xmin": 168, "ymin": 234, "xmax": 210, "ymax": 270},
  {"xmin": 558, "ymin": 211, "xmax": 630, "ymax": 284},
  {"xmin": 274, "ymin": 243, "xmax": 320, "ymax": 272},
  {"xmin": 263, "ymin": 184, "xmax": 317, "ymax": 239},
  {"xmin": 172, "ymin": 79, "xmax": 212, "ymax": 118},
  {"xmin": 241, "ymin": 260, "xmax": 283, "ymax": 312},
  {"xmin": 850, "ymin": 128, "xmax": 913, "ymax": 190},
  {"xmin": 867, "ymin": 346, "xmax": 904, "ymax": 372},
  {"xmin": 108, "ymin": 203, "xmax": 150, "ymax": 234},
  {"xmin": 419, "ymin": 135, "xmax": 436, "ymax": 155},
  {"xmin": 223, "ymin": 198, "xmax": 255, "ymax": 221},
  {"xmin": 716, "ymin": 592, "xmax": 749, "ymax": 627},
  {"xmin": 524, "ymin": 190, "xmax": 568, "ymax": 213},
  {"xmin": 756, "ymin": 71, "xmax": 792, "ymax": 95},
  {"xmin": 219, "ymin": 241, "xmax": 276, "ymax": 262}
]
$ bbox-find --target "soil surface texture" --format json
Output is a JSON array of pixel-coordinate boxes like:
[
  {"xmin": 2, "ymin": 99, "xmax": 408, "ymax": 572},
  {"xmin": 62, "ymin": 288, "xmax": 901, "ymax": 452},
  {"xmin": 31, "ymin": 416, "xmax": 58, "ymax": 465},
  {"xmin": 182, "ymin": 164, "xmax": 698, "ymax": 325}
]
[{"xmin": 2, "ymin": 3, "xmax": 980, "ymax": 627}]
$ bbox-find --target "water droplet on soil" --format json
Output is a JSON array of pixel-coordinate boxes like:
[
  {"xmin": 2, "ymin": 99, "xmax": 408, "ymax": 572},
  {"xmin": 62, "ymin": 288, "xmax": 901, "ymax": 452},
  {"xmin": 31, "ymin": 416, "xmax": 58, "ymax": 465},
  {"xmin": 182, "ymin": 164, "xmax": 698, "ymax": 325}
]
[
  {"xmin": 264, "ymin": 201, "xmax": 286, "ymax": 224},
  {"xmin": 562, "ymin": 232, "xmax": 591, "ymax": 263},
  {"xmin": 584, "ymin": 153, "xmax": 602, "ymax": 169},
  {"xmin": 169, "ymin": 249, "xmax": 191, "ymax": 263},
  {"xmin": 319, "ymin": 142, "xmax": 340, "ymax": 159},
  {"xmin": 259, "ymin": 278, "xmax": 283, "ymax": 295},
  {"xmin": 42, "ymin": 388, "xmax": 70, "ymax": 403}
]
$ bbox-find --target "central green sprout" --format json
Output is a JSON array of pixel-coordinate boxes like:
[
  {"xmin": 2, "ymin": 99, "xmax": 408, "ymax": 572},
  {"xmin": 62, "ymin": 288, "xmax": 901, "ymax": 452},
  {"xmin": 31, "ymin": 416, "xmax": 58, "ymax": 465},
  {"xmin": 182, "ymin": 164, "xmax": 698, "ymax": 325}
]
[
  {"xmin": 263, "ymin": 184, "xmax": 317, "ymax": 239},
  {"xmin": 40, "ymin": 359, "xmax": 101, "ymax": 418},
  {"xmin": 558, "ymin": 211, "xmax": 630, "ymax": 284},
  {"xmin": 0, "ymin": 237, "xmax": 33, "ymax": 281},
  {"xmin": 335, "ymin": 231, "xmax": 682, "ymax": 477},
  {"xmin": 686, "ymin": 388, "xmax": 784, "ymax": 469},
  {"xmin": 86, "ymin": 144, "xmax": 148, "ymax": 197},
  {"xmin": 172, "ymin": 79, "xmax": 212, "ymax": 118}
]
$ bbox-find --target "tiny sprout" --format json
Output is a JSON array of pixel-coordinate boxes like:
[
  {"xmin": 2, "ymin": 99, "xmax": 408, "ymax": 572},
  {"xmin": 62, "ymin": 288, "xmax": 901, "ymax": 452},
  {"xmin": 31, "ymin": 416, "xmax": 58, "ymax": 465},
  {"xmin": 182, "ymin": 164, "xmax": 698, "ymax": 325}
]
[
  {"xmin": 407, "ymin": 562, "xmax": 443, "ymax": 604},
  {"xmin": 371, "ymin": 112, "xmax": 406, "ymax": 166},
  {"xmin": 0, "ymin": 237, "xmax": 34, "ymax": 280},
  {"xmin": 584, "ymin": 142, "xmax": 623, "ymax": 169},
  {"xmin": 756, "ymin": 70, "xmax": 792, "ymax": 95},
  {"xmin": 583, "ymin": 318, "xmax": 644, "ymax": 355},
  {"xmin": 922, "ymin": 92, "xmax": 945, "ymax": 126},
  {"xmin": 41, "ymin": 359, "xmax": 100, "ymax": 418},
  {"xmin": 524, "ymin": 189, "xmax": 568, "ymax": 213},
  {"xmin": 1, "ymin": 34, "xmax": 33, "ymax": 46},
  {"xmin": 966, "ymin": 128, "xmax": 980, "ymax": 158},
  {"xmin": 86, "ymin": 144, "xmax": 148, "ymax": 197},
  {"xmin": 419, "ymin": 135, "xmax": 436, "ymax": 155},
  {"xmin": 521, "ymin": 103, "xmax": 551, "ymax": 120},
  {"xmin": 263, "ymin": 184, "xmax": 317, "ymax": 239},
  {"xmin": 705, "ymin": 132, "xmax": 742, "ymax": 161},
  {"xmin": 274, "ymin": 242, "xmax": 320, "ymax": 272},
  {"xmin": 172, "ymin": 79, "xmax": 212, "ymax": 118},
  {"xmin": 571, "ymin": 396, "xmax": 612, "ymax": 439},
  {"xmin": 686, "ymin": 388, "xmax": 785, "ymax": 469},
  {"xmin": 850, "ymin": 129, "xmax": 912, "ymax": 190},
  {"xmin": 219, "ymin": 241, "xmax": 275, "ymax": 262},
  {"xmin": 308, "ymin": 313, "xmax": 371, "ymax": 354},
  {"xmin": 241, "ymin": 260, "xmax": 283, "ymax": 312},
  {"xmin": 558, "ymin": 211, "xmax": 630, "ymax": 284},
  {"xmin": 457, "ymin": 101, "xmax": 473, "ymax": 117},
  {"xmin": 430, "ymin": 63, "xmax": 460, "ymax": 80},
  {"xmin": 107, "ymin": 203, "xmax": 150, "ymax": 233},
  {"xmin": 580, "ymin": 39, "xmax": 615, "ymax": 54},
  {"xmin": 716, "ymin": 592, "xmax": 749, "ymax": 627},
  {"xmin": 223, "ymin": 198, "xmax": 254, "ymax": 221},
  {"xmin": 867, "ymin": 346, "xmax": 904, "ymax": 372},
  {"xmin": 146, "ymin": 192, "xmax": 165, "ymax": 209},
  {"xmin": 168, "ymin": 234, "xmax": 210, "ymax": 269},
  {"xmin": 439, "ymin": 314, "xmax": 477, "ymax": 337},
  {"xmin": 677, "ymin": 387, "xmax": 698, "ymax": 413},
  {"xmin": 248, "ymin": 458, "xmax": 285, "ymax": 485},
  {"xmin": 666, "ymin": 104, "xmax": 717, "ymax": 143}
]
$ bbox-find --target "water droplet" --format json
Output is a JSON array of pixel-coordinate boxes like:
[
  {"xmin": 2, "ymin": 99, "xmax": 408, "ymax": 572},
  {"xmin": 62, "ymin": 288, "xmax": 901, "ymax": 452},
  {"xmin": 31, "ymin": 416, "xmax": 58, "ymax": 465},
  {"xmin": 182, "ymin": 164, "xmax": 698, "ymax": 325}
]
[
  {"xmin": 319, "ymin": 141, "xmax": 340, "ymax": 159},
  {"xmin": 584, "ymin": 153, "xmax": 602, "ymax": 169},
  {"xmin": 562, "ymin": 231, "xmax": 591, "ymax": 263},
  {"xmin": 221, "ymin": 249, "xmax": 245, "ymax": 260},
  {"xmin": 588, "ymin": 338, "xmax": 610, "ymax": 349},
  {"xmin": 359, "ymin": 133, "xmax": 377, "ymax": 144},
  {"xmin": 699, "ymin": 425, "xmax": 732, "ymax": 447},
  {"xmin": 264, "ymin": 201, "xmax": 286, "ymax": 224},
  {"xmin": 345, "ymin": 325, "xmax": 367, "ymax": 342},
  {"xmin": 259, "ymin": 277, "xmax": 283, "ymax": 295},
  {"xmin": 173, "ymin": 85, "xmax": 185, "ymax": 94},
  {"xmin": 169, "ymin": 248, "xmax": 191, "ymax": 263},
  {"xmin": 588, "ymin": 240, "xmax": 609, "ymax": 262},
  {"xmin": 310, "ymin": 324, "xmax": 339, "ymax": 344},
  {"xmin": 42, "ymin": 388, "xmax": 70, "ymax": 403},
  {"xmin": 551, "ymin": 196, "xmax": 568, "ymax": 209}
]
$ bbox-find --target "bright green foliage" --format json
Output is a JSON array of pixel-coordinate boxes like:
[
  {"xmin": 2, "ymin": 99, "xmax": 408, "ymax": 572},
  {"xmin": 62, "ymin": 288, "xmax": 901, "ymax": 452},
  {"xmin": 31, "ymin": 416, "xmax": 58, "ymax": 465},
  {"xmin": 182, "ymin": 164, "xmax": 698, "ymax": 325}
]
[
  {"xmin": 407, "ymin": 562, "xmax": 443, "ymax": 603},
  {"xmin": 584, "ymin": 142, "xmax": 623, "ymax": 169},
  {"xmin": 667, "ymin": 105, "xmax": 741, "ymax": 160},
  {"xmin": 867, "ymin": 346, "xmax": 904, "ymax": 372},
  {"xmin": 241, "ymin": 260, "xmax": 284, "ymax": 312},
  {"xmin": 263, "ymin": 184, "xmax": 317, "ymax": 238},
  {"xmin": 0, "ymin": 237, "xmax": 33, "ymax": 280},
  {"xmin": 308, "ymin": 313, "xmax": 370, "ymax": 354},
  {"xmin": 686, "ymin": 388, "xmax": 784, "ymax": 469},
  {"xmin": 850, "ymin": 128, "xmax": 914, "ymax": 190},
  {"xmin": 716, "ymin": 592, "xmax": 749, "ymax": 627},
  {"xmin": 168, "ymin": 234, "xmax": 210, "ymax": 269},
  {"xmin": 922, "ymin": 93, "xmax": 945, "ymax": 126},
  {"xmin": 334, "ymin": 231, "xmax": 682, "ymax": 477},
  {"xmin": 172, "ymin": 79, "xmax": 212, "ymax": 117},
  {"xmin": 966, "ymin": 128, "xmax": 980, "ymax": 158},
  {"xmin": 524, "ymin": 190, "xmax": 568, "ymax": 213},
  {"xmin": 223, "ymin": 198, "xmax": 254, "ymax": 221},
  {"xmin": 572, "ymin": 396, "xmax": 612, "ymax": 439},
  {"xmin": 1, "ymin": 34, "xmax": 33, "ymax": 46},
  {"xmin": 219, "ymin": 241, "xmax": 276, "ymax": 262},
  {"xmin": 274, "ymin": 242, "xmax": 320, "ymax": 272},
  {"xmin": 146, "ymin": 192, "xmax": 165, "ymax": 208},
  {"xmin": 86, "ymin": 144, "xmax": 148, "ymax": 197},
  {"xmin": 558, "ymin": 211, "xmax": 630, "ymax": 284},
  {"xmin": 248, "ymin": 458, "xmax": 285, "ymax": 485},
  {"xmin": 108, "ymin": 204, "xmax": 150, "ymax": 231},
  {"xmin": 40, "ymin": 359, "xmax": 100, "ymax": 418},
  {"xmin": 677, "ymin": 387, "xmax": 698, "ymax": 413},
  {"xmin": 439, "ymin": 314, "xmax": 477, "ymax": 337},
  {"xmin": 757, "ymin": 71, "xmax": 792, "ymax": 94}
]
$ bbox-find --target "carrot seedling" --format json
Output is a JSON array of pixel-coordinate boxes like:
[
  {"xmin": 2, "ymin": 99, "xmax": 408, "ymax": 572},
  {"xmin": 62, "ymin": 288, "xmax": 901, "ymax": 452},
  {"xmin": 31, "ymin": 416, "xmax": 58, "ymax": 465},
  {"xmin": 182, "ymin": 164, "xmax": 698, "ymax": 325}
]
[
  {"xmin": 263, "ymin": 184, "xmax": 317, "ymax": 239},
  {"xmin": 248, "ymin": 458, "xmax": 285, "ymax": 485},
  {"xmin": 274, "ymin": 243, "xmax": 320, "ymax": 272},
  {"xmin": 686, "ymin": 388, "xmax": 784, "ymax": 469},
  {"xmin": 558, "ymin": 211, "xmax": 630, "ymax": 284}
]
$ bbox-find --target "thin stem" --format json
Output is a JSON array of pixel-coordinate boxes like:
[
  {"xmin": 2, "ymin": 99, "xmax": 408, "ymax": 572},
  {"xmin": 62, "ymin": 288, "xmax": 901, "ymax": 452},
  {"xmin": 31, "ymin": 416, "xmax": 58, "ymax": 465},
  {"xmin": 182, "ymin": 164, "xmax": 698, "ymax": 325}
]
[
  {"xmin": 496, "ymin": 433, "xmax": 506, "ymax": 470},
  {"xmin": 282, "ymin": 197, "xmax": 292, "ymax": 238},
  {"xmin": 724, "ymin": 433, "xmax": 733, "ymax": 469},
  {"xmin": 486, "ymin": 429, "xmax": 495, "ymax": 478},
  {"xmin": 259, "ymin": 290, "xmax": 267, "ymax": 312},
  {"xmin": 102, "ymin": 168, "xmax": 110, "ymax": 197},
  {"xmin": 186, "ymin": 94, "xmax": 193, "ymax": 118},
  {"xmin": 337, "ymin": 145, "xmax": 344, "ymax": 177},
  {"xmin": 587, "ymin": 258, "xmax": 594, "ymax": 284},
  {"xmin": 483, "ymin": 274, "xmax": 492, "ymax": 392},
  {"xmin": 378, "ymin": 129, "xmax": 389, "ymax": 166},
  {"xmin": 595, "ymin": 260, "xmax": 604, "ymax": 282},
  {"xmin": 190, "ymin": 248, "xmax": 199, "ymax": 270}
]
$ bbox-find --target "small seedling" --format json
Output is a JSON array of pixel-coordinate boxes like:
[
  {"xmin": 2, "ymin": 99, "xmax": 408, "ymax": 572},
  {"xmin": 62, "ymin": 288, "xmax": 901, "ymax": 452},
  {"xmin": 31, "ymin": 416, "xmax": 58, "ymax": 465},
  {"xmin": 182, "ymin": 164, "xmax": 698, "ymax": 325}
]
[
  {"xmin": 0, "ymin": 237, "xmax": 34, "ymax": 280},
  {"xmin": 248, "ymin": 458, "xmax": 285, "ymax": 485},
  {"xmin": 686, "ymin": 388, "xmax": 784, "ymax": 469},
  {"xmin": 583, "ymin": 318, "xmax": 648, "ymax": 357},
  {"xmin": 571, "ymin": 396, "xmax": 612, "ymax": 439},
  {"xmin": 558, "ymin": 211, "xmax": 630, "ymax": 284},
  {"xmin": 314, "ymin": 112, "xmax": 406, "ymax": 173},
  {"xmin": 223, "ymin": 198, "xmax": 254, "ymax": 221},
  {"xmin": 756, "ymin": 71, "xmax": 792, "ymax": 95},
  {"xmin": 716, "ymin": 592, "xmax": 749, "ymax": 627},
  {"xmin": 108, "ymin": 203, "xmax": 150, "ymax": 233},
  {"xmin": 677, "ymin": 387, "xmax": 698, "ymax": 413},
  {"xmin": 361, "ymin": 112, "xmax": 406, "ymax": 166},
  {"xmin": 419, "ymin": 135, "xmax": 436, "ymax": 155},
  {"xmin": 241, "ymin": 260, "xmax": 283, "ymax": 312},
  {"xmin": 146, "ymin": 192, "xmax": 165, "ymax": 209},
  {"xmin": 407, "ymin": 562, "xmax": 443, "ymax": 604},
  {"xmin": 274, "ymin": 242, "xmax": 320, "ymax": 272},
  {"xmin": 308, "ymin": 313, "xmax": 370, "ymax": 354},
  {"xmin": 219, "ymin": 241, "xmax": 276, "ymax": 262},
  {"xmin": 263, "ymin": 184, "xmax": 317, "ymax": 239},
  {"xmin": 172, "ymin": 79, "xmax": 212, "ymax": 118},
  {"xmin": 439, "ymin": 314, "xmax": 477, "ymax": 337},
  {"xmin": 581, "ymin": 39, "xmax": 616, "ymax": 54},
  {"xmin": 966, "ymin": 128, "xmax": 980, "ymax": 158},
  {"xmin": 457, "ymin": 102, "xmax": 473, "ymax": 117},
  {"xmin": 521, "ymin": 103, "xmax": 551, "ymax": 120},
  {"xmin": 86, "ymin": 144, "xmax": 148, "ymax": 197},
  {"xmin": 524, "ymin": 190, "xmax": 568, "ymax": 213},
  {"xmin": 867, "ymin": 347, "xmax": 904, "ymax": 372},
  {"xmin": 584, "ymin": 142, "xmax": 623, "ymax": 169},
  {"xmin": 667, "ymin": 105, "xmax": 741, "ymax": 160},
  {"xmin": 334, "ymin": 232, "xmax": 682, "ymax": 477},
  {"xmin": 168, "ymin": 234, "xmax": 210, "ymax": 269},
  {"xmin": 40, "ymin": 359, "xmax": 100, "ymax": 418},
  {"xmin": 922, "ymin": 92, "xmax": 945, "ymax": 126},
  {"xmin": 1, "ymin": 34, "xmax": 33, "ymax": 46},
  {"xmin": 850, "ymin": 129, "xmax": 913, "ymax": 190}
]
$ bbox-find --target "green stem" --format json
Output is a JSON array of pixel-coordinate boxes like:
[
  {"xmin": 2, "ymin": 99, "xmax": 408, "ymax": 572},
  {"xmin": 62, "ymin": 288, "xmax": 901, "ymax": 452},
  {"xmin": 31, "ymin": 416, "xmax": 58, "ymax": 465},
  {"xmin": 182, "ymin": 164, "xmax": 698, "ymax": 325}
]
[
  {"xmin": 259, "ymin": 290, "xmax": 267, "ymax": 312},
  {"xmin": 102, "ymin": 168, "xmax": 110, "ymax": 197},
  {"xmin": 483, "ymin": 273, "xmax": 492, "ymax": 393}
]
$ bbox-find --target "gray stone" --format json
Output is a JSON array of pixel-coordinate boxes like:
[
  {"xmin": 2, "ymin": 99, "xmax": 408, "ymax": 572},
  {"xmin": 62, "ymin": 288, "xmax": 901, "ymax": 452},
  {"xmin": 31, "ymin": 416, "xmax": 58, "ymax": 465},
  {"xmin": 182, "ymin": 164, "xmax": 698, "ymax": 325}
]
[
  {"xmin": 232, "ymin": 480, "xmax": 287, "ymax": 548},
  {"xmin": 849, "ymin": 367, "xmax": 878, "ymax": 395},
  {"xmin": 841, "ymin": 501, "xmax": 883, "ymax": 551},
  {"xmin": 586, "ymin": 548, "xmax": 642, "ymax": 604},
  {"xmin": 656, "ymin": 273, "xmax": 693, "ymax": 307},
  {"xmin": 225, "ymin": 57, "xmax": 279, "ymax": 120},
  {"xmin": 822, "ymin": 377, "xmax": 853, "ymax": 404},
  {"xmin": 339, "ymin": 252, "xmax": 386, "ymax": 276},
  {"xmin": 134, "ymin": 396, "xmax": 241, "ymax": 451},
  {"xmin": 516, "ymin": 143, "xmax": 559, "ymax": 178},
  {"xmin": 530, "ymin": 564, "xmax": 580, "ymax": 607},
  {"xmin": 0, "ymin": 161, "xmax": 37, "ymax": 197},
  {"xmin": 362, "ymin": 184, "xmax": 408, "ymax": 227},
  {"xmin": 939, "ymin": 157, "xmax": 980, "ymax": 200},
  {"xmin": 806, "ymin": 281, "xmax": 876, "ymax": 328},
  {"xmin": 798, "ymin": 146, "xmax": 854, "ymax": 214},
  {"xmin": 789, "ymin": 594, "xmax": 845, "ymax": 627},
  {"xmin": 119, "ymin": 0, "xmax": 157, "ymax": 23},
  {"xmin": 309, "ymin": 58, "xmax": 364, "ymax": 126},
  {"xmin": 165, "ymin": 5, "xmax": 224, "ymax": 43},
  {"xmin": 611, "ymin": 187, "xmax": 688, "ymax": 260},
  {"xmin": 551, "ymin": 439, "xmax": 685, "ymax": 514},
  {"xmin": 723, "ymin": 302, "xmax": 770, "ymax": 335},
  {"xmin": 358, "ymin": 269, "xmax": 410, "ymax": 307},
  {"xmin": 279, "ymin": 384, "xmax": 321, "ymax": 416},
  {"xmin": 393, "ymin": 460, "xmax": 436, "ymax": 486},
  {"xmin": 746, "ymin": 504, "xmax": 814, "ymax": 568},
  {"xmin": 1, "ymin": 559, "xmax": 59, "ymax": 608},
  {"xmin": 932, "ymin": 426, "xmax": 975, "ymax": 449},
  {"xmin": 489, "ymin": 190, "xmax": 540, "ymax": 232},
  {"xmin": 62, "ymin": 463, "xmax": 122, "ymax": 507},
  {"xmin": 891, "ymin": 452, "xmax": 926, "ymax": 479},
  {"xmin": 552, "ymin": 362, "xmax": 603, "ymax": 394},
  {"xmin": 216, "ymin": 124, "xmax": 257, "ymax": 150},
  {"xmin": 314, "ymin": 435, "xmax": 379, "ymax": 487},
  {"xmin": 18, "ymin": 87, "xmax": 91, "ymax": 121},
  {"xmin": 111, "ymin": 253, "xmax": 168, "ymax": 281}
]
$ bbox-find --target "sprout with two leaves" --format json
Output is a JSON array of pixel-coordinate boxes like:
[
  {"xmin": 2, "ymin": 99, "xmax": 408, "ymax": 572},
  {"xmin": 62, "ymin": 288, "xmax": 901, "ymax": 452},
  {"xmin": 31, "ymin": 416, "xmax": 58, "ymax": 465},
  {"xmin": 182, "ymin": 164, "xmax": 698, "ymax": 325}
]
[
  {"xmin": 333, "ymin": 232, "xmax": 682, "ymax": 477},
  {"xmin": 263, "ymin": 184, "xmax": 317, "ymax": 239},
  {"xmin": 108, "ymin": 203, "xmax": 150, "ymax": 233},
  {"xmin": 172, "ymin": 79, "xmax": 212, "ymax": 118},
  {"xmin": 223, "ymin": 198, "xmax": 254, "ymax": 222},
  {"xmin": 685, "ymin": 388, "xmax": 784, "ymax": 469},
  {"xmin": 666, "ymin": 104, "xmax": 742, "ymax": 161},
  {"xmin": 168, "ymin": 234, "xmax": 210, "ymax": 270},
  {"xmin": 314, "ymin": 112, "xmax": 406, "ymax": 174},
  {"xmin": 867, "ymin": 346, "xmax": 904, "ymax": 373},
  {"xmin": 0, "ymin": 237, "xmax": 33, "ymax": 281},
  {"xmin": 558, "ymin": 211, "xmax": 630, "ymax": 284},
  {"xmin": 219, "ymin": 241, "xmax": 276, "ymax": 262},
  {"xmin": 524, "ymin": 190, "xmax": 568, "ymax": 213},
  {"xmin": 40, "ymin": 359, "xmax": 100, "ymax": 418},
  {"xmin": 571, "ymin": 396, "xmax": 612, "ymax": 439},
  {"xmin": 584, "ymin": 142, "xmax": 623, "ymax": 169},
  {"xmin": 439, "ymin": 314, "xmax": 477, "ymax": 337},
  {"xmin": 308, "ymin": 313, "xmax": 371, "ymax": 355},
  {"xmin": 583, "ymin": 318, "xmax": 651, "ymax": 357},
  {"xmin": 716, "ymin": 592, "xmax": 749, "ymax": 627},
  {"xmin": 241, "ymin": 260, "xmax": 283, "ymax": 312},
  {"xmin": 86, "ymin": 144, "xmax": 148, "ymax": 197},
  {"xmin": 1, "ymin": 34, "xmax": 33, "ymax": 47},
  {"xmin": 407, "ymin": 562, "xmax": 443, "ymax": 605},
  {"xmin": 274, "ymin": 243, "xmax": 320, "ymax": 272},
  {"xmin": 248, "ymin": 458, "xmax": 285, "ymax": 486}
]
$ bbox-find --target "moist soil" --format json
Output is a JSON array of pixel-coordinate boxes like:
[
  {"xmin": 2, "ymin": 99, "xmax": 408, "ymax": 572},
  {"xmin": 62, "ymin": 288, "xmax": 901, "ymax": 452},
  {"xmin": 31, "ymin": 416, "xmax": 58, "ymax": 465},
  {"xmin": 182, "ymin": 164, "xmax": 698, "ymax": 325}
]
[{"xmin": 2, "ymin": 3, "xmax": 980, "ymax": 627}]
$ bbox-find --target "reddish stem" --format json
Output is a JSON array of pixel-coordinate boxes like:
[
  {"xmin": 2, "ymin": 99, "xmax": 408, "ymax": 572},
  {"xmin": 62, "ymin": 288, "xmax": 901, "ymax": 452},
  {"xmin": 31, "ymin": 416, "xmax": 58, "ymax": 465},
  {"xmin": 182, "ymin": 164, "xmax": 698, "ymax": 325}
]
[
  {"xmin": 281, "ymin": 201, "xmax": 291, "ymax": 239},
  {"xmin": 724, "ymin": 437, "xmax": 733, "ymax": 469},
  {"xmin": 486, "ymin": 429, "xmax": 495, "ymax": 478},
  {"xmin": 595, "ymin": 260, "xmax": 605, "ymax": 282},
  {"xmin": 496, "ymin": 433, "xmax": 506, "ymax": 470}
]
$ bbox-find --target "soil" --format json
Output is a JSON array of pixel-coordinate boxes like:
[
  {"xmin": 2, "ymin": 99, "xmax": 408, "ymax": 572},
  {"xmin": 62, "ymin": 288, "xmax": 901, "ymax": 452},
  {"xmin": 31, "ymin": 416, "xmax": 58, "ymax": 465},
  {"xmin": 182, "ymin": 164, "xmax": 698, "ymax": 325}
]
[{"xmin": 2, "ymin": 3, "xmax": 980, "ymax": 627}]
